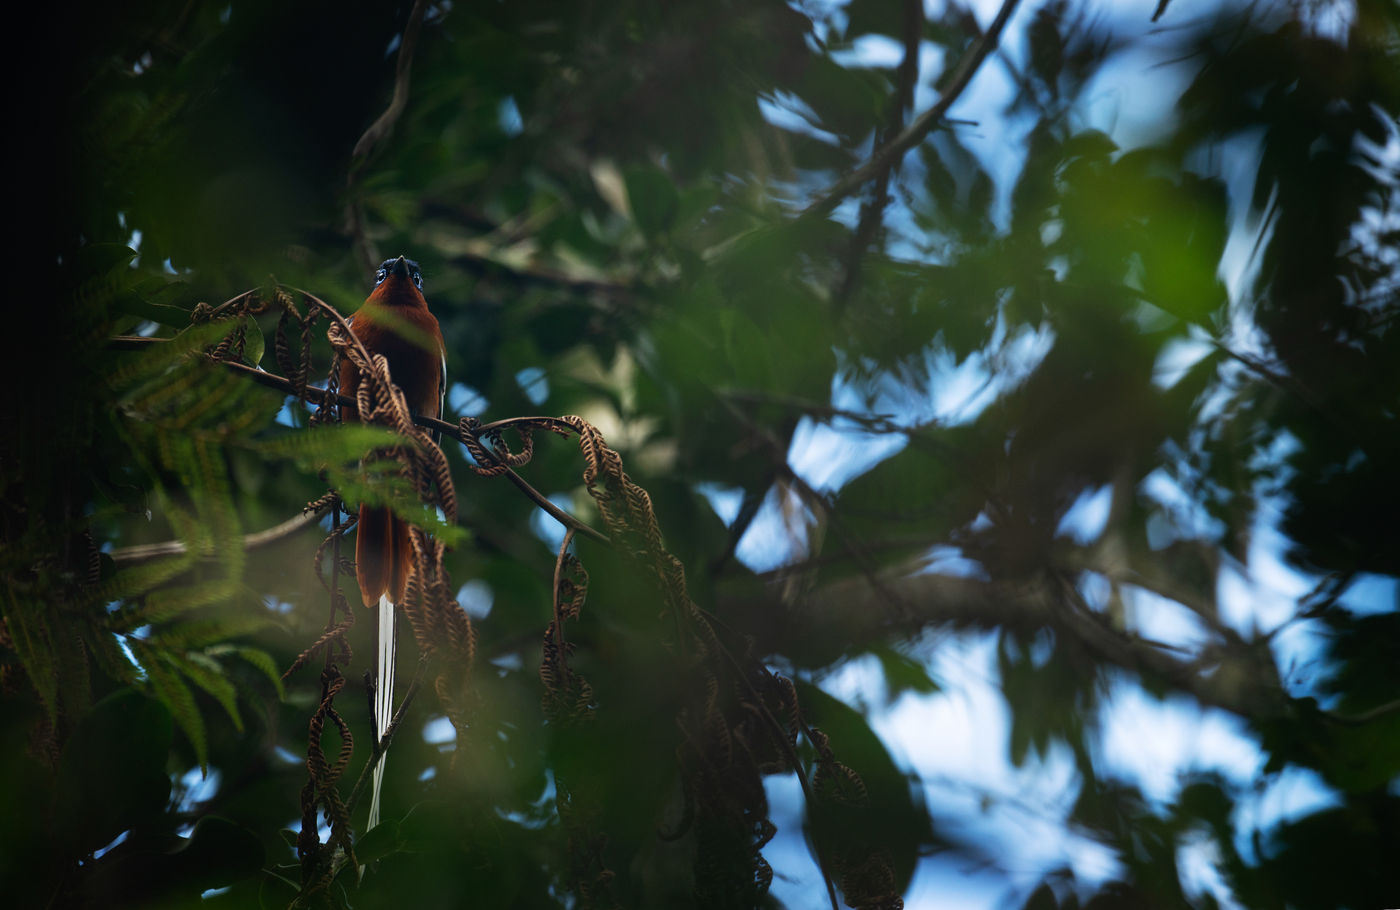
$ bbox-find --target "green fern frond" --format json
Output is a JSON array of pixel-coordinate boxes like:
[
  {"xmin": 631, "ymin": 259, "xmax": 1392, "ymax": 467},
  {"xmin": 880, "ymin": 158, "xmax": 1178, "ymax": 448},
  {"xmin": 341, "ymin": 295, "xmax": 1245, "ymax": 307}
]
[
  {"xmin": 136, "ymin": 640, "xmax": 208, "ymax": 771},
  {"xmin": 118, "ymin": 578, "xmax": 244, "ymax": 628},
  {"xmin": 108, "ymin": 321, "xmax": 234, "ymax": 394},
  {"xmin": 84, "ymin": 624, "xmax": 140, "ymax": 685},
  {"xmin": 167, "ymin": 649, "xmax": 243, "ymax": 732},
  {"xmin": 3, "ymin": 593, "xmax": 61, "ymax": 722},
  {"xmin": 154, "ymin": 613, "xmax": 277, "ymax": 651},
  {"xmin": 250, "ymin": 424, "xmax": 406, "ymax": 466},
  {"xmin": 206, "ymin": 644, "xmax": 286, "ymax": 700}
]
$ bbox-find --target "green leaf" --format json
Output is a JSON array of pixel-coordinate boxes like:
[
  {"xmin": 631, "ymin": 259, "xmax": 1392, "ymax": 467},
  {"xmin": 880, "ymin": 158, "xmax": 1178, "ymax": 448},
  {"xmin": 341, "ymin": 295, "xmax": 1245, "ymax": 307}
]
[
  {"xmin": 206, "ymin": 644, "xmax": 287, "ymax": 700},
  {"xmin": 169, "ymin": 649, "xmax": 244, "ymax": 732},
  {"xmin": 155, "ymin": 612, "xmax": 279, "ymax": 650},
  {"xmin": 356, "ymin": 817, "xmax": 403, "ymax": 864},
  {"xmin": 251, "ymin": 424, "xmax": 406, "ymax": 466},
  {"xmin": 136, "ymin": 642, "xmax": 209, "ymax": 771},
  {"xmin": 623, "ymin": 164, "xmax": 679, "ymax": 238},
  {"xmin": 108, "ymin": 320, "xmax": 240, "ymax": 394},
  {"xmin": 121, "ymin": 577, "xmax": 244, "ymax": 627},
  {"xmin": 795, "ymin": 682, "xmax": 933, "ymax": 893},
  {"xmin": 243, "ymin": 317, "xmax": 266, "ymax": 367},
  {"xmin": 3, "ymin": 594, "xmax": 61, "ymax": 722},
  {"xmin": 873, "ymin": 646, "xmax": 940, "ymax": 702}
]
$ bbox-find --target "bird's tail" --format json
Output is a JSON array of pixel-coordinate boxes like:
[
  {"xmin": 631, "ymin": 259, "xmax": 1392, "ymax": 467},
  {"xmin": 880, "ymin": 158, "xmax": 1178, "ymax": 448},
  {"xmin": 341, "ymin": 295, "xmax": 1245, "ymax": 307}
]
[
  {"xmin": 367, "ymin": 593, "xmax": 396, "ymax": 834},
  {"xmin": 356, "ymin": 504, "xmax": 407, "ymax": 839},
  {"xmin": 355, "ymin": 505, "xmax": 412, "ymax": 608}
]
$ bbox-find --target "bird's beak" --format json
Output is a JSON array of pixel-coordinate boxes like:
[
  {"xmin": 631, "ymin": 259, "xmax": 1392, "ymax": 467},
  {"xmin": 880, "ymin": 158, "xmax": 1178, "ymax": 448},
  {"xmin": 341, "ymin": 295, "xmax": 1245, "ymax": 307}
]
[{"xmin": 390, "ymin": 256, "xmax": 410, "ymax": 278}]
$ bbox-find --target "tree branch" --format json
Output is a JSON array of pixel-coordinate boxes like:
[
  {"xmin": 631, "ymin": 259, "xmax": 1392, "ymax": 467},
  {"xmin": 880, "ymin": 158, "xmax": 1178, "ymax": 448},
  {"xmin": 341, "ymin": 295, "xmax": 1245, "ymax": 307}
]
[
  {"xmin": 107, "ymin": 336, "xmax": 612, "ymax": 547},
  {"xmin": 801, "ymin": 0, "xmax": 1022, "ymax": 220},
  {"xmin": 110, "ymin": 499, "xmax": 334, "ymax": 565},
  {"xmin": 779, "ymin": 570, "xmax": 1291, "ymax": 720}
]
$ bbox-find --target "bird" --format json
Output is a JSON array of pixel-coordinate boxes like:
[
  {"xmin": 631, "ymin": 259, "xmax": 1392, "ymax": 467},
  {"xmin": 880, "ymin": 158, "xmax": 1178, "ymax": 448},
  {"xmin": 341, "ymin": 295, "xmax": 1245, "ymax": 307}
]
[{"xmin": 337, "ymin": 254, "xmax": 445, "ymax": 836}]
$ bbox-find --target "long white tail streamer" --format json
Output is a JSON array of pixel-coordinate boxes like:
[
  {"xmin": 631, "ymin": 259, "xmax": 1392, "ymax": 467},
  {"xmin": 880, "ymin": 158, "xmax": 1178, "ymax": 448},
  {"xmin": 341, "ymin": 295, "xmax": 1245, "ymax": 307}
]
[{"xmin": 367, "ymin": 593, "xmax": 397, "ymax": 834}]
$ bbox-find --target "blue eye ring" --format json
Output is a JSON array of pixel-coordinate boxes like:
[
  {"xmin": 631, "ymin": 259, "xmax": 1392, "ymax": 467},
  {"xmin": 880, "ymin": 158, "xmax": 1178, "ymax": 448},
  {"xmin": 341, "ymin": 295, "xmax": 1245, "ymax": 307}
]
[{"xmin": 375, "ymin": 268, "xmax": 387, "ymax": 285}]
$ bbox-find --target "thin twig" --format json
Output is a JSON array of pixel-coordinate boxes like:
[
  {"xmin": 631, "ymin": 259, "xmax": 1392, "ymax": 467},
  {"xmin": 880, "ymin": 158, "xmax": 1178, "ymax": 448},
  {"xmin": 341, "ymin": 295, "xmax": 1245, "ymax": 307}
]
[
  {"xmin": 550, "ymin": 528, "xmax": 578, "ymax": 657},
  {"xmin": 109, "ymin": 499, "xmax": 334, "ymax": 565},
  {"xmin": 718, "ymin": 390, "xmax": 900, "ymax": 430},
  {"xmin": 345, "ymin": 654, "xmax": 431, "ymax": 819},
  {"xmin": 802, "ymin": 0, "xmax": 1022, "ymax": 219},
  {"xmin": 833, "ymin": 0, "xmax": 923, "ymax": 314},
  {"xmin": 1324, "ymin": 698, "xmax": 1400, "ymax": 727}
]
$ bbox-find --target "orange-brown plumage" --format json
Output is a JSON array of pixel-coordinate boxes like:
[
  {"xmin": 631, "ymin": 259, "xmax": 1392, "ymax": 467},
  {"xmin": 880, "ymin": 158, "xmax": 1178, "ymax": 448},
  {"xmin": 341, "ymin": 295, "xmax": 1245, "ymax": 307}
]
[{"xmin": 339, "ymin": 255, "xmax": 446, "ymax": 607}]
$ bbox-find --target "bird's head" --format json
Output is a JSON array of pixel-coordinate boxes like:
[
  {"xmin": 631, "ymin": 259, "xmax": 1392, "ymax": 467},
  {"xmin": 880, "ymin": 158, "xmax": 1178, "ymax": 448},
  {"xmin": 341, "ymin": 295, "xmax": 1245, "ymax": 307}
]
[{"xmin": 371, "ymin": 255, "xmax": 425, "ymax": 298}]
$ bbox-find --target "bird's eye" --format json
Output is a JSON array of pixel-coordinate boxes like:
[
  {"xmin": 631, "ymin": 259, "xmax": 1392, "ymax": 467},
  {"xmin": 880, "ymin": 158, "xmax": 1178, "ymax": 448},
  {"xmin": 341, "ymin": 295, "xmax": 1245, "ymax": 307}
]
[
  {"xmin": 411, "ymin": 270, "xmax": 422, "ymax": 289},
  {"xmin": 375, "ymin": 269, "xmax": 387, "ymax": 284}
]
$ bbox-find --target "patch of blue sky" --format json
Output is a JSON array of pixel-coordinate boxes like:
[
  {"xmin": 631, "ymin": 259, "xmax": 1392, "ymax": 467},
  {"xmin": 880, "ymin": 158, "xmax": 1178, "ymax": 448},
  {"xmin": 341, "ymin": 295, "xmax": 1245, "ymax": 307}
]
[
  {"xmin": 901, "ymin": 854, "xmax": 1030, "ymax": 910},
  {"xmin": 1077, "ymin": 570, "xmax": 1112, "ymax": 610},
  {"xmin": 1231, "ymin": 765, "xmax": 1344, "ymax": 864},
  {"xmin": 1140, "ymin": 467, "xmax": 1223, "ymax": 546},
  {"xmin": 1337, "ymin": 573, "xmax": 1399, "ymax": 616},
  {"xmin": 825, "ymin": 320, "xmax": 1052, "ymax": 437},
  {"xmin": 826, "ymin": 636, "xmax": 1125, "ymax": 904},
  {"xmin": 491, "ymin": 651, "xmax": 523, "ymax": 672},
  {"xmin": 787, "ymin": 415, "xmax": 908, "ymax": 494},
  {"xmin": 528, "ymin": 493, "xmax": 576, "ymax": 552},
  {"xmin": 829, "ymin": 33, "xmax": 905, "ymax": 69},
  {"xmin": 456, "ymin": 578, "xmax": 493, "ymax": 619},
  {"xmin": 274, "ymin": 396, "xmax": 303, "ymax": 428},
  {"xmin": 1099, "ymin": 685, "xmax": 1347, "ymax": 868},
  {"xmin": 1216, "ymin": 501, "xmax": 1318, "ymax": 637},
  {"xmin": 1055, "ymin": 484, "xmax": 1113, "ymax": 545},
  {"xmin": 497, "ymin": 96, "xmax": 523, "ymax": 137},
  {"xmin": 729, "ymin": 322, "xmax": 1053, "ymax": 575},
  {"xmin": 1178, "ymin": 834, "xmax": 1242, "ymax": 909},
  {"xmin": 514, "ymin": 366, "xmax": 549, "ymax": 406},
  {"xmin": 114, "ymin": 634, "xmax": 147, "ymax": 681},
  {"xmin": 928, "ymin": 1, "xmax": 1034, "ymax": 233},
  {"xmin": 286, "ymin": 815, "xmax": 334, "ymax": 851},
  {"xmin": 423, "ymin": 715, "xmax": 455, "ymax": 746},
  {"xmin": 173, "ymin": 767, "xmax": 223, "ymax": 837},
  {"xmin": 448, "ymin": 381, "xmax": 489, "ymax": 417},
  {"xmin": 1152, "ymin": 334, "xmax": 1216, "ymax": 390},
  {"xmin": 92, "ymin": 829, "xmax": 130, "ymax": 861},
  {"xmin": 696, "ymin": 482, "xmax": 745, "ymax": 526},
  {"xmin": 757, "ymin": 91, "xmax": 842, "ymax": 146},
  {"xmin": 1096, "ymin": 682, "xmax": 1262, "ymax": 807},
  {"xmin": 264, "ymin": 595, "xmax": 295, "ymax": 614},
  {"xmin": 762, "ymin": 773, "xmax": 829, "ymax": 908},
  {"xmin": 806, "ymin": 592, "xmax": 1332, "ymax": 907},
  {"xmin": 175, "ymin": 765, "xmax": 223, "ymax": 808},
  {"xmin": 921, "ymin": 544, "xmax": 990, "ymax": 580},
  {"xmin": 734, "ymin": 485, "xmax": 814, "ymax": 572},
  {"xmin": 1123, "ymin": 584, "xmax": 1212, "ymax": 652}
]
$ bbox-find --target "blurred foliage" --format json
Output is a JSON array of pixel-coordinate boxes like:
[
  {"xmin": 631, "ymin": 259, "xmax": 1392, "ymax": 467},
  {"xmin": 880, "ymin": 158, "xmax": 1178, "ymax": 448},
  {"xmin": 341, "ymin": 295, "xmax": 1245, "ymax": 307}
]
[{"xmin": 5, "ymin": 0, "xmax": 1400, "ymax": 907}]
